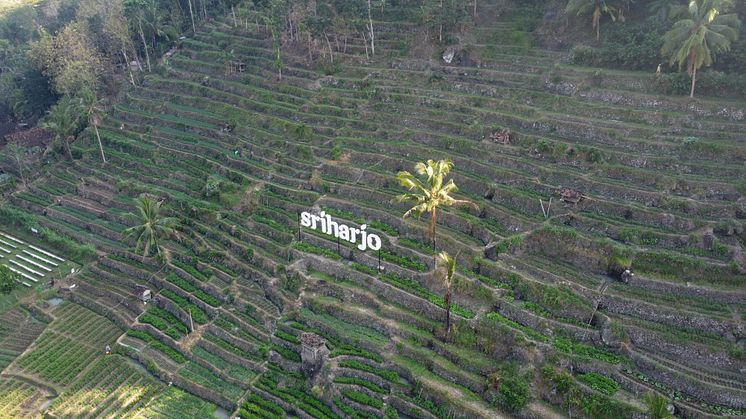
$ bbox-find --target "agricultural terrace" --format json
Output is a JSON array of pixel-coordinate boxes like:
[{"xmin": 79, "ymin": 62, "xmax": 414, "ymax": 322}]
[
  {"xmin": 0, "ymin": 230, "xmax": 77, "ymax": 311},
  {"xmin": 0, "ymin": 0, "xmax": 744, "ymax": 418}
]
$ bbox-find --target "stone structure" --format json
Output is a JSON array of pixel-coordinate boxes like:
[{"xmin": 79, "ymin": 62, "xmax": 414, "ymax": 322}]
[
  {"xmin": 300, "ymin": 332, "xmax": 328, "ymax": 379},
  {"xmin": 134, "ymin": 284, "xmax": 152, "ymax": 303},
  {"xmin": 559, "ymin": 188, "xmax": 583, "ymax": 204}
]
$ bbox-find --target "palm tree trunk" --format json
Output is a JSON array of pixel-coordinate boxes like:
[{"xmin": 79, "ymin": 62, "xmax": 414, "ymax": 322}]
[
  {"xmin": 430, "ymin": 207, "xmax": 437, "ymax": 251},
  {"xmin": 138, "ymin": 21, "xmax": 151, "ymax": 72},
  {"xmin": 187, "ymin": 0, "xmax": 197, "ymax": 33},
  {"xmin": 63, "ymin": 136, "xmax": 73, "ymax": 160},
  {"xmin": 438, "ymin": 0, "xmax": 443, "ymax": 42},
  {"xmin": 232, "ymin": 5, "xmax": 237, "ymax": 27},
  {"xmin": 444, "ymin": 288, "xmax": 451, "ymax": 339},
  {"xmin": 324, "ymin": 32, "xmax": 333, "ymax": 64},
  {"xmin": 94, "ymin": 124, "xmax": 106, "ymax": 163},
  {"xmin": 121, "ymin": 48, "xmax": 136, "ymax": 86},
  {"xmin": 474, "ymin": 0, "xmax": 477, "ymax": 20},
  {"xmin": 367, "ymin": 0, "xmax": 375, "ymax": 56},
  {"xmin": 596, "ymin": 20, "xmax": 600, "ymax": 41},
  {"xmin": 690, "ymin": 66, "xmax": 697, "ymax": 98}
]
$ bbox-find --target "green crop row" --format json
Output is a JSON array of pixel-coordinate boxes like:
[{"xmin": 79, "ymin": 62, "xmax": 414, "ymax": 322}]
[
  {"xmin": 165, "ymin": 273, "xmax": 223, "ymax": 307},
  {"xmin": 380, "ymin": 273, "xmax": 475, "ymax": 318},
  {"xmin": 293, "ymin": 242, "xmax": 342, "ymax": 260},
  {"xmin": 554, "ymin": 337, "xmax": 624, "ymax": 364},
  {"xmin": 126, "ymin": 330, "xmax": 186, "ymax": 364},
  {"xmin": 334, "ymin": 376, "xmax": 387, "ymax": 394},
  {"xmin": 161, "ymin": 289, "xmax": 208, "ymax": 324},
  {"xmin": 271, "ymin": 344, "xmax": 301, "ymax": 362},
  {"xmin": 172, "ymin": 259, "xmax": 211, "ymax": 282},
  {"xmin": 338, "ymin": 360, "xmax": 398, "ymax": 383},
  {"xmin": 484, "ymin": 312, "xmax": 549, "ymax": 343},
  {"xmin": 577, "ymin": 372, "xmax": 619, "ymax": 395},
  {"xmin": 341, "ymin": 389, "xmax": 383, "ymax": 409}
]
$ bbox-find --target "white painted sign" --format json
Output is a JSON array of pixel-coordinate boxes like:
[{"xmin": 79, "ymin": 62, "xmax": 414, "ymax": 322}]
[{"xmin": 301, "ymin": 211, "xmax": 382, "ymax": 251}]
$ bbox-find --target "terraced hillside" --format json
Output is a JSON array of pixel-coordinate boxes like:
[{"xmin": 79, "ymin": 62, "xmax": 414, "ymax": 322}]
[{"xmin": 0, "ymin": 1, "xmax": 745, "ymax": 418}]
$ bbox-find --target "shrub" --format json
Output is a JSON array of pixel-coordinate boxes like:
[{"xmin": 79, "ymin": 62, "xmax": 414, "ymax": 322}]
[{"xmin": 494, "ymin": 364, "xmax": 531, "ymax": 412}]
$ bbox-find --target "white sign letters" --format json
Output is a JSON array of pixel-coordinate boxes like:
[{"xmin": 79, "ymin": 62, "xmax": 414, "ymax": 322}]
[{"xmin": 300, "ymin": 211, "xmax": 382, "ymax": 251}]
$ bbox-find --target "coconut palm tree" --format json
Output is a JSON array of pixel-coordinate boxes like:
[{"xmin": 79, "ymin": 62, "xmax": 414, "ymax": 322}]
[
  {"xmin": 123, "ymin": 196, "xmax": 179, "ymax": 260},
  {"xmin": 436, "ymin": 251, "xmax": 456, "ymax": 339},
  {"xmin": 662, "ymin": 0, "xmax": 741, "ymax": 97},
  {"xmin": 395, "ymin": 159, "xmax": 476, "ymax": 251},
  {"xmin": 41, "ymin": 97, "xmax": 80, "ymax": 160},
  {"xmin": 78, "ymin": 88, "xmax": 106, "ymax": 164},
  {"xmin": 644, "ymin": 393, "xmax": 673, "ymax": 419},
  {"xmin": 566, "ymin": 0, "xmax": 619, "ymax": 41}
]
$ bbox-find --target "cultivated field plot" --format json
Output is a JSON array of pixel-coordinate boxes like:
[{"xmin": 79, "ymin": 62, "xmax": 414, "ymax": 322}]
[
  {"xmin": 46, "ymin": 355, "xmax": 217, "ymax": 419},
  {"xmin": 0, "ymin": 230, "xmax": 73, "ymax": 289},
  {"xmin": 10, "ymin": 302, "xmax": 122, "ymax": 386},
  {"xmin": 3, "ymin": 1, "xmax": 746, "ymax": 417},
  {"xmin": 0, "ymin": 307, "xmax": 48, "ymax": 372},
  {"xmin": 0, "ymin": 376, "xmax": 51, "ymax": 418}
]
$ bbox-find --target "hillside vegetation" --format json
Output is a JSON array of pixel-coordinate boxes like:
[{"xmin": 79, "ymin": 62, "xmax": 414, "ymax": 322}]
[{"xmin": 0, "ymin": 0, "xmax": 745, "ymax": 418}]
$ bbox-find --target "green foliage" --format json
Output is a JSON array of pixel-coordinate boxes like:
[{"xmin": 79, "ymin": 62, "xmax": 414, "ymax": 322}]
[
  {"xmin": 661, "ymin": 0, "xmax": 742, "ymax": 96},
  {"xmin": 554, "ymin": 337, "xmax": 624, "ymax": 364},
  {"xmin": 351, "ymin": 262, "xmax": 377, "ymax": 276},
  {"xmin": 333, "ymin": 376, "xmax": 387, "ymax": 394},
  {"xmin": 380, "ymin": 250, "xmax": 427, "ymax": 272},
  {"xmin": 494, "ymin": 364, "xmax": 531, "ymax": 412},
  {"xmin": 484, "ymin": 312, "xmax": 549, "ymax": 342},
  {"xmin": 330, "ymin": 145, "xmax": 343, "ymax": 160},
  {"xmin": 275, "ymin": 329, "xmax": 300, "ymax": 344},
  {"xmin": 165, "ymin": 273, "xmax": 221, "ymax": 306},
  {"xmin": 126, "ymin": 329, "xmax": 186, "ymax": 363},
  {"xmin": 161, "ymin": 289, "xmax": 207, "ymax": 324},
  {"xmin": 644, "ymin": 392, "xmax": 673, "ymax": 419},
  {"xmin": 338, "ymin": 360, "xmax": 399, "ymax": 382},
  {"xmin": 577, "ymin": 372, "xmax": 619, "ymax": 395},
  {"xmin": 292, "ymin": 242, "xmax": 341, "ymax": 260},
  {"xmin": 0, "ymin": 265, "xmax": 19, "ymax": 294},
  {"xmin": 571, "ymin": 17, "xmax": 668, "ymax": 70},
  {"xmin": 330, "ymin": 345, "xmax": 383, "ymax": 363},
  {"xmin": 341, "ymin": 389, "xmax": 383, "ymax": 409},
  {"xmin": 272, "ymin": 343, "xmax": 301, "ymax": 362},
  {"xmin": 369, "ymin": 220, "xmax": 398, "ymax": 236}
]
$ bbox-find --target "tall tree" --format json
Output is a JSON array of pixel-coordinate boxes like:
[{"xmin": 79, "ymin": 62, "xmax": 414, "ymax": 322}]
[
  {"xmin": 124, "ymin": 0, "xmax": 152, "ymax": 72},
  {"xmin": 79, "ymin": 88, "xmax": 107, "ymax": 164},
  {"xmin": 123, "ymin": 196, "xmax": 179, "ymax": 260},
  {"xmin": 41, "ymin": 97, "xmax": 80, "ymax": 160},
  {"xmin": 436, "ymin": 251, "xmax": 456, "ymax": 339},
  {"xmin": 27, "ymin": 22, "xmax": 104, "ymax": 96},
  {"xmin": 662, "ymin": 0, "xmax": 741, "ymax": 97},
  {"xmin": 367, "ymin": 0, "xmax": 375, "ymax": 55},
  {"xmin": 395, "ymin": 159, "xmax": 476, "ymax": 251},
  {"xmin": 4, "ymin": 143, "xmax": 29, "ymax": 188},
  {"xmin": 566, "ymin": 0, "xmax": 619, "ymax": 41},
  {"xmin": 264, "ymin": 0, "xmax": 287, "ymax": 80}
]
